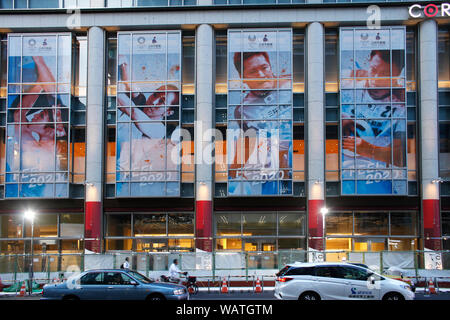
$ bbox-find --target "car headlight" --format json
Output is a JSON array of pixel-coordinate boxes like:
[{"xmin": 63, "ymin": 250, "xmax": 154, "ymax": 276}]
[
  {"xmin": 173, "ymin": 289, "xmax": 185, "ymax": 295},
  {"xmin": 400, "ymin": 285, "xmax": 412, "ymax": 291}
]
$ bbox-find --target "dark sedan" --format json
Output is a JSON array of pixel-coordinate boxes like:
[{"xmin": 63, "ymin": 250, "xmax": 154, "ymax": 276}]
[{"xmin": 41, "ymin": 269, "xmax": 189, "ymax": 301}]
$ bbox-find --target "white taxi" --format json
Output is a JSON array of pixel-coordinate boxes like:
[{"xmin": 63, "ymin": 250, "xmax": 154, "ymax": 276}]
[{"xmin": 274, "ymin": 262, "xmax": 415, "ymax": 301}]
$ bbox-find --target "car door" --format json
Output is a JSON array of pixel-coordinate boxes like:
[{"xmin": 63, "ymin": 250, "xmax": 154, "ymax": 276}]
[
  {"xmin": 104, "ymin": 272, "xmax": 143, "ymax": 300},
  {"xmin": 313, "ymin": 266, "xmax": 348, "ymax": 300},
  {"xmin": 76, "ymin": 272, "xmax": 107, "ymax": 300},
  {"xmin": 340, "ymin": 266, "xmax": 381, "ymax": 300}
]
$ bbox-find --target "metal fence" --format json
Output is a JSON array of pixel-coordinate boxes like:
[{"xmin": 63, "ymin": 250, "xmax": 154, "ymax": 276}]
[{"xmin": 1, "ymin": 250, "xmax": 449, "ymax": 286}]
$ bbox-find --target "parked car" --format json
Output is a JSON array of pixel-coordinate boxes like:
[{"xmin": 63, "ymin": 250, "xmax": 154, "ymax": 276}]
[
  {"xmin": 41, "ymin": 269, "xmax": 189, "ymax": 301},
  {"xmin": 275, "ymin": 262, "xmax": 415, "ymax": 301}
]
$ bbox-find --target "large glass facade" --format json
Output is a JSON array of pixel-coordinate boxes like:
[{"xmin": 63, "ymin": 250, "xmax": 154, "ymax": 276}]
[
  {"xmin": 227, "ymin": 29, "xmax": 293, "ymax": 196},
  {"xmin": 116, "ymin": 31, "xmax": 182, "ymax": 197},
  {"xmin": 325, "ymin": 211, "xmax": 418, "ymax": 252},
  {"xmin": 6, "ymin": 33, "xmax": 72, "ymax": 198},
  {"xmin": 0, "ymin": 212, "xmax": 84, "ymax": 253},
  {"xmin": 105, "ymin": 212, "xmax": 194, "ymax": 252},
  {"xmin": 340, "ymin": 27, "xmax": 408, "ymax": 195},
  {"xmin": 439, "ymin": 28, "xmax": 450, "ymax": 180},
  {"xmin": 215, "ymin": 211, "xmax": 306, "ymax": 251}
]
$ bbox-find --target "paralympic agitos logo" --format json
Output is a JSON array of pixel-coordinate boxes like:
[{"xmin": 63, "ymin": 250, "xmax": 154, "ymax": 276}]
[{"xmin": 409, "ymin": 3, "xmax": 450, "ymax": 18}]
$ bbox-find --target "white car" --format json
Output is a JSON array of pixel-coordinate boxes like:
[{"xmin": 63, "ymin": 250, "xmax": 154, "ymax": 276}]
[{"xmin": 274, "ymin": 262, "xmax": 415, "ymax": 301}]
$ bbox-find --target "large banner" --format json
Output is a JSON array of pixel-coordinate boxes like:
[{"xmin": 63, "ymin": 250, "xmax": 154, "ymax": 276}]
[
  {"xmin": 116, "ymin": 31, "xmax": 181, "ymax": 197},
  {"xmin": 340, "ymin": 27, "xmax": 408, "ymax": 195},
  {"xmin": 5, "ymin": 34, "xmax": 71, "ymax": 198},
  {"xmin": 227, "ymin": 29, "xmax": 293, "ymax": 196}
]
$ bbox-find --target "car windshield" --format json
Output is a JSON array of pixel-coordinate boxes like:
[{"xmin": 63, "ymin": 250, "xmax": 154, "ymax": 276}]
[{"xmin": 128, "ymin": 271, "xmax": 154, "ymax": 284}]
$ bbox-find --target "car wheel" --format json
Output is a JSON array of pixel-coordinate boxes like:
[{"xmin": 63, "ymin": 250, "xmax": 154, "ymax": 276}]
[
  {"xmin": 299, "ymin": 292, "xmax": 321, "ymax": 301},
  {"xmin": 147, "ymin": 293, "xmax": 166, "ymax": 301},
  {"xmin": 383, "ymin": 292, "xmax": 405, "ymax": 301},
  {"xmin": 62, "ymin": 295, "xmax": 80, "ymax": 301}
]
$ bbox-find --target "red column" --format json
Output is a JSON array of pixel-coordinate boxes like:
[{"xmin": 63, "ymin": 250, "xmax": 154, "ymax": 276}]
[
  {"xmin": 195, "ymin": 200, "xmax": 213, "ymax": 252},
  {"xmin": 423, "ymin": 199, "xmax": 442, "ymax": 250},
  {"xmin": 308, "ymin": 199, "xmax": 324, "ymax": 251},
  {"xmin": 85, "ymin": 201, "xmax": 102, "ymax": 253}
]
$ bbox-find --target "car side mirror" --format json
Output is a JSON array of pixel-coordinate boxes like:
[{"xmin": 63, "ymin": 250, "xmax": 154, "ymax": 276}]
[{"xmin": 130, "ymin": 281, "xmax": 138, "ymax": 286}]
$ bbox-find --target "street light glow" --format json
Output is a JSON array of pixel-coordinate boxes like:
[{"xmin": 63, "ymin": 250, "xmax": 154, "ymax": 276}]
[
  {"xmin": 320, "ymin": 207, "xmax": 329, "ymax": 215},
  {"xmin": 24, "ymin": 209, "xmax": 36, "ymax": 221}
]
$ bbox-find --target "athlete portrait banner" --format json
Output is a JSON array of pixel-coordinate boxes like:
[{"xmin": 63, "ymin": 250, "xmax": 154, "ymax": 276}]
[
  {"xmin": 5, "ymin": 33, "xmax": 71, "ymax": 198},
  {"xmin": 116, "ymin": 31, "xmax": 181, "ymax": 197},
  {"xmin": 340, "ymin": 27, "xmax": 407, "ymax": 195},
  {"xmin": 227, "ymin": 29, "xmax": 293, "ymax": 196}
]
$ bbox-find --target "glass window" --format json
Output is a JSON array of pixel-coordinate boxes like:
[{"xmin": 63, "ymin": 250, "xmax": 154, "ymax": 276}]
[
  {"xmin": 0, "ymin": 240, "xmax": 25, "ymax": 253},
  {"xmin": 315, "ymin": 266, "xmax": 341, "ymax": 278},
  {"xmin": 438, "ymin": 28, "xmax": 450, "ymax": 89},
  {"xmin": 105, "ymin": 239, "xmax": 132, "ymax": 251},
  {"xmin": 103, "ymin": 272, "xmax": 131, "ymax": 285},
  {"xmin": 293, "ymin": 31, "xmax": 305, "ymax": 93},
  {"xmin": 168, "ymin": 238, "xmax": 194, "ymax": 251},
  {"xmin": 325, "ymin": 30, "xmax": 338, "ymax": 92},
  {"xmin": 80, "ymin": 272, "xmax": 103, "ymax": 285},
  {"xmin": 216, "ymin": 213, "xmax": 241, "ymax": 236},
  {"xmin": 285, "ymin": 267, "xmax": 315, "ymax": 276},
  {"xmin": 354, "ymin": 212, "xmax": 388, "ymax": 236},
  {"xmin": 278, "ymin": 238, "xmax": 305, "ymax": 250},
  {"xmin": 326, "ymin": 238, "xmax": 352, "ymax": 251},
  {"xmin": 29, "ymin": 0, "xmax": 59, "ymax": 8},
  {"xmin": 60, "ymin": 213, "xmax": 84, "ymax": 237},
  {"xmin": 182, "ymin": 34, "xmax": 195, "ymax": 94},
  {"xmin": 326, "ymin": 212, "xmax": 352, "ymax": 236},
  {"xmin": 293, "ymin": 125, "xmax": 305, "ymax": 181},
  {"xmin": 442, "ymin": 212, "xmax": 450, "ymax": 236},
  {"xmin": 133, "ymin": 214, "xmax": 166, "ymax": 236},
  {"xmin": 0, "ymin": 214, "xmax": 23, "ymax": 238},
  {"xmin": 106, "ymin": 214, "xmax": 131, "ymax": 237},
  {"xmin": 61, "ymin": 239, "xmax": 84, "ymax": 253},
  {"xmin": 5, "ymin": 33, "xmax": 72, "ymax": 199},
  {"xmin": 135, "ymin": 238, "xmax": 167, "ymax": 252},
  {"xmin": 406, "ymin": 29, "xmax": 416, "ymax": 91},
  {"xmin": 215, "ymin": 32, "xmax": 227, "ymax": 93},
  {"xmin": 215, "ymin": 238, "xmax": 242, "ymax": 251},
  {"xmin": 244, "ymin": 238, "xmax": 276, "ymax": 251},
  {"xmin": 339, "ymin": 266, "xmax": 371, "ymax": 281},
  {"xmin": 25, "ymin": 214, "xmax": 57, "ymax": 238},
  {"xmin": 278, "ymin": 213, "xmax": 305, "ymax": 236},
  {"xmin": 325, "ymin": 124, "xmax": 339, "ymax": 181},
  {"xmin": 388, "ymin": 238, "xmax": 417, "ymax": 251},
  {"xmin": 168, "ymin": 213, "xmax": 194, "ymax": 236},
  {"xmin": 243, "ymin": 212, "xmax": 276, "ymax": 236},
  {"xmin": 390, "ymin": 212, "xmax": 416, "ymax": 236},
  {"xmin": 440, "ymin": 123, "xmax": 450, "ymax": 176}
]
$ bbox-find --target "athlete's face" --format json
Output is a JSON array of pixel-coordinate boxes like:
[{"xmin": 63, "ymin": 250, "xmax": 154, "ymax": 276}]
[
  {"xmin": 242, "ymin": 54, "xmax": 275, "ymax": 90},
  {"xmin": 366, "ymin": 52, "xmax": 402, "ymax": 101},
  {"xmin": 143, "ymin": 91, "xmax": 177, "ymax": 119},
  {"xmin": 367, "ymin": 52, "xmax": 393, "ymax": 88}
]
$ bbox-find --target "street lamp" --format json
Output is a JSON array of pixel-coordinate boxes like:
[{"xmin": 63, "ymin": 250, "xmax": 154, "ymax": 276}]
[
  {"xmin": 24, "ymin": 209, "xmax": 36, "ymax": 296},
  {"xmin": 320, "ymin": 207, "xmax": 328, "ymax": 253}
]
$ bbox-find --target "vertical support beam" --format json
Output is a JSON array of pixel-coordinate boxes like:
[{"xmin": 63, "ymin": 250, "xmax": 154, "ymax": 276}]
[
  {"xmin": 195, "ymin": 24, "xmax": 214, "ymax": 252},
  {"xmin": 85, "ymin": 26, "xmax": 106, "ymax": 253},
  {"xmin": 419, "ymin": 20, "xmax": 441, "ymax": 251},
  {"xmin": 306, "ymin": 22, "xmax": 325, "ymax": 251}
]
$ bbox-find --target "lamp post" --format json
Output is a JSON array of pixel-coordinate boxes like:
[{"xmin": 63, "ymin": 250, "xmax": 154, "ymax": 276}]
[
  {"xmin": 24, "ymin": 209, "xmax": 36, "ymax": 296},
  {"xmin": 320, "ymin": 207, "xmax": 328, "ymax": 254}
]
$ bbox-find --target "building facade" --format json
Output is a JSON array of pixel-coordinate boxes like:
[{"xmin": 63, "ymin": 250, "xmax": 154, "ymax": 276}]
[{"xmin": 0, "ymin": 1, "xmax": 449, "ymax": 267}]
